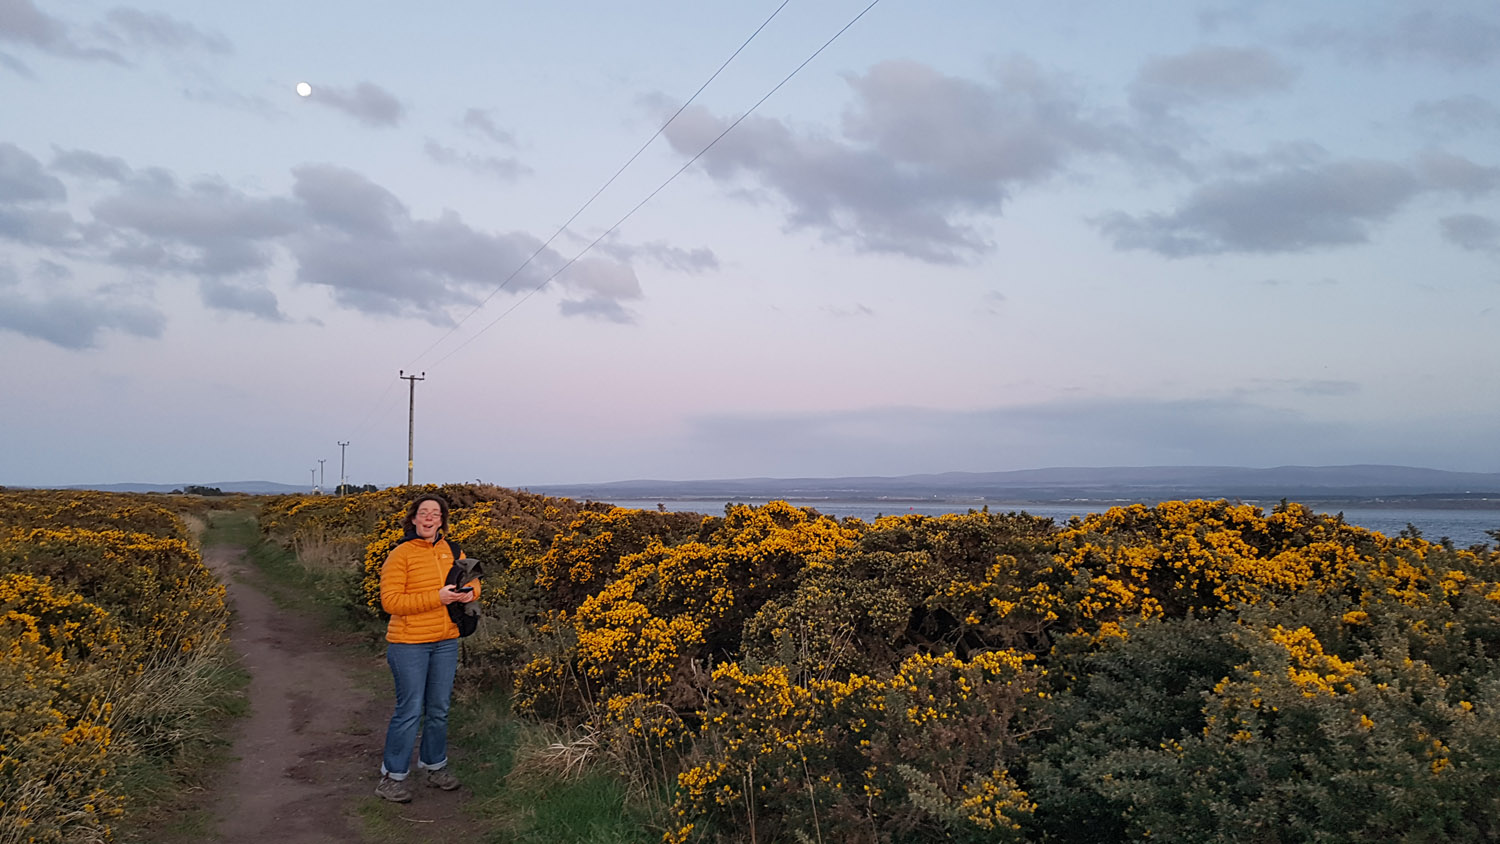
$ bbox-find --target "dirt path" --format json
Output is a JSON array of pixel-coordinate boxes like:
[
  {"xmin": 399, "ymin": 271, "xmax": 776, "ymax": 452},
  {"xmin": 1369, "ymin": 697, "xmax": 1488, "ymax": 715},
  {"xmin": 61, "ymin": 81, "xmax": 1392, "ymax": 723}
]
[{"xmin": 201, "ymin": 545, "xmax": 473, "ymax": 843}]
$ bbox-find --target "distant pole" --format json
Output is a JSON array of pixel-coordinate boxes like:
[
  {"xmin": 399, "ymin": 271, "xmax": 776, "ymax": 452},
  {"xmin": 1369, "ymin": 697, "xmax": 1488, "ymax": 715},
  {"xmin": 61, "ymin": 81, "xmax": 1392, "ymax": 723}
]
[
  {"xmin": 309, "ymin": 467, "xmax": 316, "ymax": 492},
  {"xmin": 400, "ymin": 370, "xmax": 425, "ymax": 486},
  {"xmin": 318, "ymin": 458, "xmax": 326, "ymax": 491},
  {"xmin": 338, "ymin": 441, "xmax": 350, "ymax": 496}
]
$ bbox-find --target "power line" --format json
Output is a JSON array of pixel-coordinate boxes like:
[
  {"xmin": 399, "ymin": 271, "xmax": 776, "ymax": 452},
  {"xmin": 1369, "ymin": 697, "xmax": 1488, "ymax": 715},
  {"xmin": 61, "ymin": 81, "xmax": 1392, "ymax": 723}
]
[
  {"xmin": 405, "ymin": 0, "xmax": 796, "ymax": 371},
  {"xmin": 430, "ymin": 0, "xmax": 884, "ymax": 367},
  {"xmin": 338, "ymin": 0, "xmax": 883, "ymax": 477},
  {"xmin": 350, "ymin": 376, "xmax": 402, "ymax": 442}
]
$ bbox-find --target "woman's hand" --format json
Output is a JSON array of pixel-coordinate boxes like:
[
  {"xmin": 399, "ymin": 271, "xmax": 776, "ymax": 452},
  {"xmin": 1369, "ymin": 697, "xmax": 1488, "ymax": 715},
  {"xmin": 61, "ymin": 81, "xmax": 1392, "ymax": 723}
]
[{"xmin": 439, "ymin": 585, "xmax": 478, "ymax": 604}]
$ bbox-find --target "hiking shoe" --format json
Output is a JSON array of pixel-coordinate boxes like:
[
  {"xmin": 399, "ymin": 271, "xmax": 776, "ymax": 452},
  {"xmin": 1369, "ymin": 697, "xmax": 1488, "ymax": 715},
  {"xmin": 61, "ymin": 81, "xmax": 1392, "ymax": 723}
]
[
  {"xmin": 375, "ymin": 775, "xmax": 412, "ymax": 803},
  {"xmin": 425, "ymin": 768, "xmax": 460, "ymax": 791}
]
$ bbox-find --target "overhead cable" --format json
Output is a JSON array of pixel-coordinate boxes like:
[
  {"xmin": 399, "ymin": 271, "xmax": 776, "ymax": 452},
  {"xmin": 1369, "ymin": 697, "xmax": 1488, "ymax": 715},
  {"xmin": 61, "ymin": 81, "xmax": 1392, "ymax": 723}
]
[{"xmin": 430, "ymin": 0, "xmax": 884, "ymax": 367}]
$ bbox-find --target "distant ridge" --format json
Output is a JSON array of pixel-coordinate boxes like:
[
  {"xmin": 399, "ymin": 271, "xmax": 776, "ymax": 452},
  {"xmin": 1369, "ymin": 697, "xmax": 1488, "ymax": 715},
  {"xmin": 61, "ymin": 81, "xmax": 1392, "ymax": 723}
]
[
  {"xmin": 528, "ymin": 465, "xmax": 1500, "ymax": 506},
  {"xmin": 39, "ymin": 480, "xmax": 310, "ymax": 495}
]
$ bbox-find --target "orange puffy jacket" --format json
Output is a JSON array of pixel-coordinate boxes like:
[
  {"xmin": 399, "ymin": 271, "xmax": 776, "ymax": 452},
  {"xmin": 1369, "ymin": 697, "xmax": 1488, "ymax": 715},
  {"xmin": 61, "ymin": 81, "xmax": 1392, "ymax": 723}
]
[{"xmin": 380, "ymin": 534, "xmax": 481, "ymax": 643}]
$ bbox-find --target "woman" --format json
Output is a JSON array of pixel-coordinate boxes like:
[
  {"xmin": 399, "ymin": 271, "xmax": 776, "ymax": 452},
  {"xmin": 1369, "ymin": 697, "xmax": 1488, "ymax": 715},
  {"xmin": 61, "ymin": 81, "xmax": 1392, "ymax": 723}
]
[{"xmin": 374, "ymin": 493, "xmax": 479, "ymax": 803}]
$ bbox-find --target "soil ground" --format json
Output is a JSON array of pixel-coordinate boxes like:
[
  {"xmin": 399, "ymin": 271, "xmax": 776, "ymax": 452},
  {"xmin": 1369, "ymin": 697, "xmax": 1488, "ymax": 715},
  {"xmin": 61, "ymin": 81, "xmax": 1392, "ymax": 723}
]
[{"xmin": 198, "ymin": 544, "xmax": 474, "ymax": 843}]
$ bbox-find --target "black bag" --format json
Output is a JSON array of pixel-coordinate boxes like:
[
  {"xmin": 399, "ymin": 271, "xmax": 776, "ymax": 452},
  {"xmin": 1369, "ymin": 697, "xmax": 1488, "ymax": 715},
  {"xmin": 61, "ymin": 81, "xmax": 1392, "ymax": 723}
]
[{"xmin": 443, "ymin": 540, "xmax": 483, "ymax": 638}]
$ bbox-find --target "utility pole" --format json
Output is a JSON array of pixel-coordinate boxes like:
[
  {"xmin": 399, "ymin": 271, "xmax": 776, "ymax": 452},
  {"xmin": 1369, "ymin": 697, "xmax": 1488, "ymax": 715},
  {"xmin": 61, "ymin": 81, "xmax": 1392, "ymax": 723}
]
[
  {"xmin": 400, "ymin": 370, "xmax": 425, "ymax": 486},
  {"xmin": 338, "ymin": 441, "xmax": 350, "ymax": 496},
  {"xmin": 309, "ymin": 467, "xmax": 316, "ymax": 492},
  {"xmin": 318, "ymin": 458, "xmax": 326, "ymax": 491}
]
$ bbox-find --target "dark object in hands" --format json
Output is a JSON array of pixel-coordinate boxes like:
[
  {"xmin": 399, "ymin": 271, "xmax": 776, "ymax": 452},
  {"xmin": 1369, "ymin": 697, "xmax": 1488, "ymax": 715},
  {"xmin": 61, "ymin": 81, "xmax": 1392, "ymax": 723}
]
[{"xmin": 444, "ymin": 550, "xmax": 484, "ymax": 637}]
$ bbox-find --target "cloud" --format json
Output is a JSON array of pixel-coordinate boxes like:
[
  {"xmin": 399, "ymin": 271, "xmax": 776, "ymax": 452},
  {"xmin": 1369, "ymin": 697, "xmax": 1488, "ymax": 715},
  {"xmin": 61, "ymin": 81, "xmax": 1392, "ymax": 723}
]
[
  {"xmin": 288, "ymin": 165, "xmax": 650, "ymax": 324},
  {"xmin": 291, "ymin": 163, "xmax": 404, "ymax": 236},
  {"xmin": 51, "ymin": 147, "xmax": 131, "ymax": 181},
  {"xmin": 0, "ymin": 0, "xmax": 75, "ymax": 51},
  {"xmin": 4, "ymin": 144, "xmax": 672, "ymax": 338},
  {"xmin": 423, "ymin": 140, "xmax": 529, "ymax": 181},
  {"xmin": 34, "ymin": 258, "xmax": 70, "ymax": 280},
  {"xmin": 1381, "ymin": 9, "xmax": 1500, "ymax": 69},
  {"xmin": 94, "ymin": 8, "xmax": 231, "ymax": 54},
  {"xmin": 0, "ymin": 205, "xmax": 79, "ymax": 247},
  {"xmin": 4, "ymin": 3, "xmax": 229, "ymax": 65},
  {"xmin": 1216, "ymin": 141, "xmax": 1327, "ymax": 174},
  {"xmin": 1412, "ymin": 95, "xmax": 1500, "ymax": 136},
  {"xmin": 90, "ymin": 170, "xmax": 299, "ymax": 275},
  {"xmin": 1440, "ymin": 213, "xmax": 1500, "ymax": 251},
  {"xmin": 1416, "ymin": 150, "xmax": 1500, "ymax": 198},
  {"xmin": 1300, "ymin": 9, "xmax": 1500, "ymax": 71},
  {"xmin": 593, "ymin": 238, "xmax": 719, "ymax": 274},
  {"xmin": 1242, "ymin": 377, "xmax": 1361, "ymax": 397},
  {"xmin": 1289, "ymin": 380, "xmax": 1359, "ymax": 397},
  {"xmin": 558, "ymin": 296, "xmax": 635, "ymax": 324},
  {"xmin": 0, "ymin": 288, "xmax": 164, "ymax": 349},
  {"xmin": 555, "ymin": 257, "xmax": 642, "ymax": 323},
  {"xmin": 460, "ymin": 108, "xmax": 516, "ymax": 146},
  {"xmin": 287, "ymin": 163, "xmax": 553, "ymax": 319},
  {"xmin": 660, "ymin": 58, "xmax": 1125, "ymax": 263},
  {"xmin": 641, "ymin": 242, "xmax": 718, "ymax": 273},
  {"xmin": 1130, "ymin": 46, "xmax": 1297, "ymax": 114},
  {"xmin": 0, "ymin": 50, "xmax": 32, "ymax": 76},
  {"xmin": 1096, "ymin": 152, "xmax": 1499, "ymax": 256},
  {"xmin": 310, "ymin": 81, "xmax": 406, "ymax": 128},
  {"xmin": 0, "ymin": 143, "xmax": 78, "ymax": 246},
  {"xmin": 1, "ymin": 142, "xmax": 66, "ymax": 201},
  {"xmin": 0, "ymin": 0, "xmax": 123, "ymax": 63},
  {"xmin": 199, "ymin": 277, "xmax": 285, "ymax": 320}
]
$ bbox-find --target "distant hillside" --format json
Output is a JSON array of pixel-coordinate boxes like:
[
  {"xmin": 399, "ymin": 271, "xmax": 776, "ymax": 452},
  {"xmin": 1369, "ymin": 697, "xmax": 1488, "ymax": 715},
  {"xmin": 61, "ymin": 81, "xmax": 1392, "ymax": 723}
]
[
  {"xmin": 529, "ymin": 465, "xmax": 1500, "ymax": 507},
  {"xmin": 47, "ymin": 480, "xmax": 310, "ymax": 495}
]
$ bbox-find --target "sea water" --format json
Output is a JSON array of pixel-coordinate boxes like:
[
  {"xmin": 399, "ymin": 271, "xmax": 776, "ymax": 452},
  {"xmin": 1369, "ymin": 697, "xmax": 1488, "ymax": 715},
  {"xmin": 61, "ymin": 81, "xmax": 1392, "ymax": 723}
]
[{"xmin": 606, "ymin": 498, "xmax": 1500, "ymax": 549}]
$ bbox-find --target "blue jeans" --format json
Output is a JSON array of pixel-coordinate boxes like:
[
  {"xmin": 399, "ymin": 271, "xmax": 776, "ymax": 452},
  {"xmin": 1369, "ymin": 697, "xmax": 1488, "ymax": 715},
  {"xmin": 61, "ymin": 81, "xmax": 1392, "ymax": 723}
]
[{"xmin": 381, "ymin": 639, "xmax": 458, "ymax": 778}]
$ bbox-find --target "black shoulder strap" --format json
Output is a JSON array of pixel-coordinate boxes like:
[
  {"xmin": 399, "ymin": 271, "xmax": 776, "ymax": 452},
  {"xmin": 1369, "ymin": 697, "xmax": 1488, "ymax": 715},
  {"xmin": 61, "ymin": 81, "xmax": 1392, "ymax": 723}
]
[{"xmin": 446, "ymin": 537, "xmax": 461, "ymax": 559}]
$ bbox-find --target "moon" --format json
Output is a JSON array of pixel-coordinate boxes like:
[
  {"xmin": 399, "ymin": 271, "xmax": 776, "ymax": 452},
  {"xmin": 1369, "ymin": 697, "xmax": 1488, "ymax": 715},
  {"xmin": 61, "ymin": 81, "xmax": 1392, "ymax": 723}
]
[{"xmin": 296, "ymin": 82, "xmax": 312, "ymax": 97}]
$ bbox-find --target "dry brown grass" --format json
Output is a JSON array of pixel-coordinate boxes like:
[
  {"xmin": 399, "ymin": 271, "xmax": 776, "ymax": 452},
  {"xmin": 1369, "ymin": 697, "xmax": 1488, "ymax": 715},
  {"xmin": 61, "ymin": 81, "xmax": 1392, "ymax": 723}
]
[
  {"xmin": 506, "ymin": 724, "xmax": 599, "ymax": 783},
  {"xmin": 290, "ymin": 523, "xmax": 366, "ymax": 573}
]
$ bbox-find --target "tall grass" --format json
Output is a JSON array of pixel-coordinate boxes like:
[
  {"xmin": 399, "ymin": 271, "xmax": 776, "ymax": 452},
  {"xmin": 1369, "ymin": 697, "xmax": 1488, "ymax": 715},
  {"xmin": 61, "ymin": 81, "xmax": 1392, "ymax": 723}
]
[
  {"xmin": 290, "ymin": 521, "xmax": 369, "ymax": 574},
  {"xmin": 448, "ymin": 688, "xmax": 660, "ymax": 844}
]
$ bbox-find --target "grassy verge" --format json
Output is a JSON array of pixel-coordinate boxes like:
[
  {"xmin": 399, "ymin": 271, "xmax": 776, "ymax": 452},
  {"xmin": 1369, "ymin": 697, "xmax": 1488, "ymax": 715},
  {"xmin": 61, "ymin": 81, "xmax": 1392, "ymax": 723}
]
[
  {"xmin": 447, "ymin": 688, "xmax": 662, "ymax": 844},
  {"xmin": 112, "ymin": 510, "xmax": 254, "ymax": 844}
]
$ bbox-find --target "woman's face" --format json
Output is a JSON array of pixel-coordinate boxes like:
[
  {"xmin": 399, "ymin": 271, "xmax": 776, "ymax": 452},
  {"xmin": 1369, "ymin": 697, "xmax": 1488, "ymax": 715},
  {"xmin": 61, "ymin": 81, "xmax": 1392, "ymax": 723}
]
[{"xmin": 413, "ymin": 500, "xmax": 443, "ymax": 540}]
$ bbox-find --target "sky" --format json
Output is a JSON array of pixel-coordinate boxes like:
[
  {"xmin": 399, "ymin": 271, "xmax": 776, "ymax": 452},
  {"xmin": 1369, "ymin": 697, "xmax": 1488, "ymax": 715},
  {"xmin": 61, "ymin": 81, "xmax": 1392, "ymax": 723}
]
[{"xmin": 3, "ymin": 0, "xmax": 1499, "ymax": 489}]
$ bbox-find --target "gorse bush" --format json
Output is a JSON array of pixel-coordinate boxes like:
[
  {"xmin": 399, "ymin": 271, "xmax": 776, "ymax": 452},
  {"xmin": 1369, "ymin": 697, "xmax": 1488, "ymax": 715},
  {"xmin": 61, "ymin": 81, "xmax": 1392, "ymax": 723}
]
[
  {"xmin": 0, "ymin": 490, "xmax": 229, "ymax": 844},
  {"xmin": 0, "ymin": 573, "xmax": 120, "ymax": 843},
  {"xmin": 0, "ymin": 490, "xmax": 187, "ymax": 543},
  {"xmin": 262, "ymin": 487, "xmax": 1500, "ymax": 843}
]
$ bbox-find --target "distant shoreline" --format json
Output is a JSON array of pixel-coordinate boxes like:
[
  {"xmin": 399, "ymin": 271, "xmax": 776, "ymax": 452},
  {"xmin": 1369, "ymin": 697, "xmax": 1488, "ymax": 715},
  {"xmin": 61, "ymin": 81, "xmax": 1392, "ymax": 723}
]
[{"xmin": 569, "ymin": 493, "xmax": 1500, "ymax": 512}]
